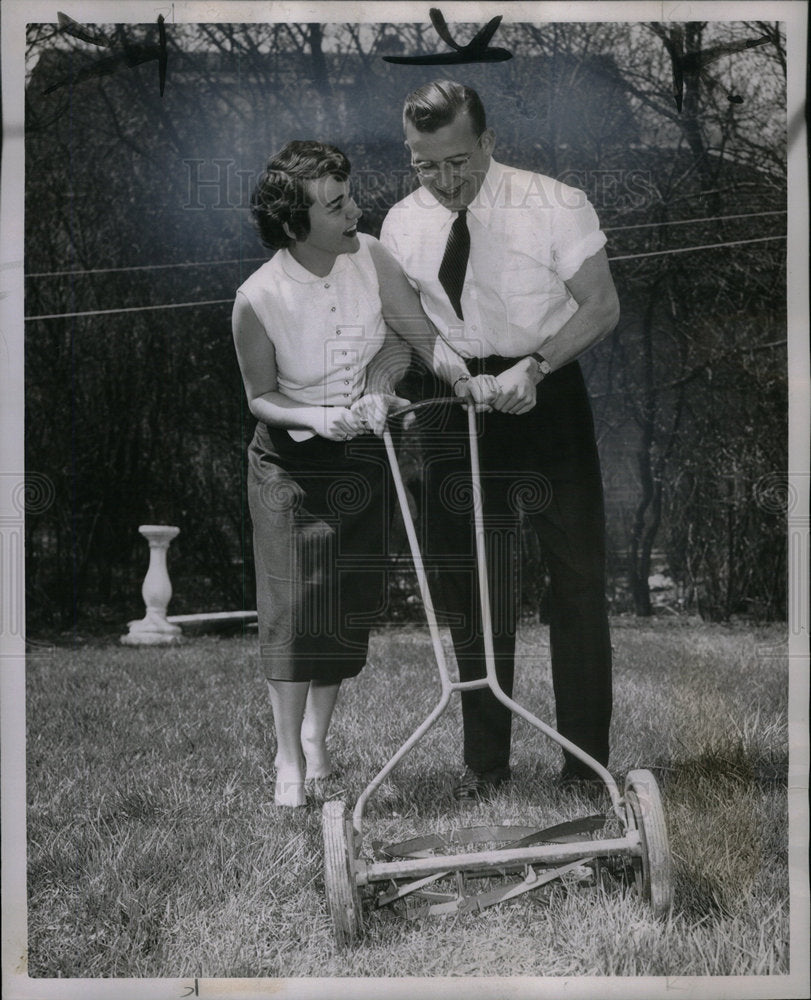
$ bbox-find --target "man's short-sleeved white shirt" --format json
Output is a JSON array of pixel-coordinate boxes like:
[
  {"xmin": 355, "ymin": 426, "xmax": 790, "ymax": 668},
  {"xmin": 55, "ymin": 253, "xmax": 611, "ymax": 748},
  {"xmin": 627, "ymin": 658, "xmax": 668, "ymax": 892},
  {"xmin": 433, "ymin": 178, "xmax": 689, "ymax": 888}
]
[
  {"xmin": 235, "ymin": 232, "xmax": 386, "ymax": 407},
  {"xmin": 380, "ymin": 159, "xmax": 606, "ymax": 359}
]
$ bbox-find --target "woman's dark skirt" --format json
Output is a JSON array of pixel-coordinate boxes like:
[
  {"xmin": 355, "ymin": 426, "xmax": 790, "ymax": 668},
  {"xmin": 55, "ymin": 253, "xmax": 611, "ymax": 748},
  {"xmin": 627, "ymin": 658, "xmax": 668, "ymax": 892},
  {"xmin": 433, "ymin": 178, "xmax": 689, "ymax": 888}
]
[{"xmin": 247, "ymin": 421, "xmax": 389, "ymax": 683}]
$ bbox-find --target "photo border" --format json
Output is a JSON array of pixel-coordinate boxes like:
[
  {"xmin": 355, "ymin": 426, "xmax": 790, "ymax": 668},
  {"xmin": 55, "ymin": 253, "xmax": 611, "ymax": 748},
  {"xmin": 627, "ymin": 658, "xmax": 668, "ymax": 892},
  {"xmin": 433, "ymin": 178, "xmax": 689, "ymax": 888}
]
[{"xmin": 2, "ymin": 2, "xmax": 808, "ymax": 998}]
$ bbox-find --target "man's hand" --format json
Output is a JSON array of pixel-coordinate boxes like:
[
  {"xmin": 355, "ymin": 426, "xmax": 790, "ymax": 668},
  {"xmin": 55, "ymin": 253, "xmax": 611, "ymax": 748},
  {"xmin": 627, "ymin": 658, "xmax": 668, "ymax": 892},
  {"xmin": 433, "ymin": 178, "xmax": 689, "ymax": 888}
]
[
  {"xmin": 492, "ymin": 359, "xmax": 539, "ymax": 415},
  {"xmin": 351, "ymin": 392, "xmax": 411, "ymax": 436},
  {"xmin": 453, "ymin": 373, "xmax": 500, "ymax": 411}
]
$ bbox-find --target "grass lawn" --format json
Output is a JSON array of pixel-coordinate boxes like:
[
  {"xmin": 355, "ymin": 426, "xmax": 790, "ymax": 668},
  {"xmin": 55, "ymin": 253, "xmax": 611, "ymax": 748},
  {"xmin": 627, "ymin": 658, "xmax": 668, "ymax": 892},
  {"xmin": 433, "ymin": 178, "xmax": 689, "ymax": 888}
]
[{"xmin": 25, "ymin": 618, "xmax": 790, "ymax": 980}]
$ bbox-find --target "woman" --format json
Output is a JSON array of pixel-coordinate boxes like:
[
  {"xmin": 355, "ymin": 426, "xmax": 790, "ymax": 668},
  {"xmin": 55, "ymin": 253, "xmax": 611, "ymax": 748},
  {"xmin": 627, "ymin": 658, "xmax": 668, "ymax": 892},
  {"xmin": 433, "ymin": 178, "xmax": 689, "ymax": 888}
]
[{"xmin": 233, "ymin": 141, "xmax": 491, "ymax": 808}]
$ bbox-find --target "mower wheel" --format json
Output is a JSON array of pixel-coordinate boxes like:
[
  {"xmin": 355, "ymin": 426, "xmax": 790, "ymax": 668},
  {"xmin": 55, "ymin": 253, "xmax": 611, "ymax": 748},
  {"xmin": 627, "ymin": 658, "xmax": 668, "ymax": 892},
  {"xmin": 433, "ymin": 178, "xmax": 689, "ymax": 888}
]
[
  {"xmin": 624, "ymin": 768, "xmax": 674, "ymax": 918},
  {"xmin": 322, "ymin": 799, "xmax": 363, "ymax": 947}
]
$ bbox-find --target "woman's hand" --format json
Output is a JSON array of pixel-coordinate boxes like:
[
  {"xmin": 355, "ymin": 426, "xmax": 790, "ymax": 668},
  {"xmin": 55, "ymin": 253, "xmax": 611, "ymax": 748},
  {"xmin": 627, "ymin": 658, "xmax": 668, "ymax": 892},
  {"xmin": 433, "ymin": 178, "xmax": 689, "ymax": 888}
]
[
  {"xmin": 314, "ymin": 407, "xmax": 366, "ymax": 441},
  {"xmin": 351, "ymin": 393, "xmax": 412, "ymax": 436}
]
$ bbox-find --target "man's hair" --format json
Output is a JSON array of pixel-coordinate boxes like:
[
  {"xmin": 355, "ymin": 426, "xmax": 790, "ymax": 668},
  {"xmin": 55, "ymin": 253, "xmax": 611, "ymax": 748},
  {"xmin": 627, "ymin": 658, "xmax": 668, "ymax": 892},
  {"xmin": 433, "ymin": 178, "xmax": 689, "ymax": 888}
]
[
  {"xmin": 402, "ymin": 80, "xmax": 487, "ymax": 136},
  {"xmin": 250, "ymin": 140, "xmax": 351, "ymax": 251}
]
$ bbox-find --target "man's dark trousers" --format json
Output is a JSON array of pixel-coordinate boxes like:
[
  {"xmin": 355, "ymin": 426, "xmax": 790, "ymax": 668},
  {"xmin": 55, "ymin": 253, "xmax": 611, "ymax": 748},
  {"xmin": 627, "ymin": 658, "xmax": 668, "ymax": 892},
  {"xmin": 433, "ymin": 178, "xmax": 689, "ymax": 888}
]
[{"xmin": 417, "ymin": 358, "xmax": 612, "ymax": 777}]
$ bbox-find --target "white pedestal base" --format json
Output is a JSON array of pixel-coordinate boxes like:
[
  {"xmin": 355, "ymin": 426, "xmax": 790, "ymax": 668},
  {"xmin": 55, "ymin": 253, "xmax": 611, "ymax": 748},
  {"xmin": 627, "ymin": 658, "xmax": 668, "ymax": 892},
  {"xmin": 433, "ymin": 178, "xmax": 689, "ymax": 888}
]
[{"xmin": 121, "ymin": 525, "xmax": 185, "ymax": 646}]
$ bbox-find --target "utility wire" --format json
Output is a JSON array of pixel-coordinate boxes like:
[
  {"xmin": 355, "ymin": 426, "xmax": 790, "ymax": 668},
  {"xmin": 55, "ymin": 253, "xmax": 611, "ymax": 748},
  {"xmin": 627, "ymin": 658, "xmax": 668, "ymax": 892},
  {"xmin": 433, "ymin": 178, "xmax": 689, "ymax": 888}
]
[
  {"xmin": 603, "ymin": 209, "xmax": 786, "ymax": 233},
  {"xmin": 608, "ymin": 233, "xmax": 786, "ymax": 263},
  {"xmin": 25, "ymin": 258, "xmax": 267, "ymax": 278},
  {"xmin": 24, "ymin": 233, "xmax": 788, "ymax": 321},
  {"xmin": 24, "ymin": 211, "xmax": 786, "ymax": 279},
  {"xmin": 25, "ymin": 298, "xmax": 233, "ymax": 321}
]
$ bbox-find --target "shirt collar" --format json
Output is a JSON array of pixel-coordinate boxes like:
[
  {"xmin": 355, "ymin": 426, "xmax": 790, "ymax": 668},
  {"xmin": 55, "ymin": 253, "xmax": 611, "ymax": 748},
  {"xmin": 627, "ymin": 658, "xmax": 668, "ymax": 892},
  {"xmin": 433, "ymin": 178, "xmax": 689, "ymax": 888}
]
[
  {"xmin": 279, "ymin": 247, "xmax": 349, "ymax": 284},
  {"xmin": 466, "ymin": 158, "xmax": 504, "ymax": 228}
]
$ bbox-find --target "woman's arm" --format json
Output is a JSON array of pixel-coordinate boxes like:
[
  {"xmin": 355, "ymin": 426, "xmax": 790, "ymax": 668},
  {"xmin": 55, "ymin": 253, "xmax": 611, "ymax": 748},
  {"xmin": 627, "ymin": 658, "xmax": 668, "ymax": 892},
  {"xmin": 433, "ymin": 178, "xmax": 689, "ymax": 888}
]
[
  {"xmin": 368, "ymin": 239, "xmax": 467, "ymax": 382},
  {"xmin": 364, "ymin": 326, "xmax": 412, "ymax": 397},
  {"xmin": 368, "ymin": 239, "xmax": 498, "ymax": 405},
  {"xmin": 349, "ymin": 326, "xmax": 412, "ymax": 435},
  {"xmin": 231, "ymin": 293, "xmax": 364, "ymax": 440}
]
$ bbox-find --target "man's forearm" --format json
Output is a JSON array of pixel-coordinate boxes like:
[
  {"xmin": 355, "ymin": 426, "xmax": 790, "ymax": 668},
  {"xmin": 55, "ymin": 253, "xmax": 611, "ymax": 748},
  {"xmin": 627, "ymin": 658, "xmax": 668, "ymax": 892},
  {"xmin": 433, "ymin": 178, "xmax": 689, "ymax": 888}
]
[
  {"xmin": 519, "ymin": 292, "xmax": 620, "ymax": 385},
  {"xmin": 492, "ymin": 289, "xmax": 620, "ymax": 415},
  {"xmin": 526, "ymin": 249, "xmax": 620, "ymax": 377}
]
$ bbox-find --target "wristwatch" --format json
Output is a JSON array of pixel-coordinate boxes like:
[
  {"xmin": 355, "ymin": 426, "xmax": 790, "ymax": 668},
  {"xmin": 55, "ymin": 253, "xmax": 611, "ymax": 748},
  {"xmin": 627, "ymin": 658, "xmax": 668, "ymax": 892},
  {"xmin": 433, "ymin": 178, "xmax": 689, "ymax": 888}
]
[{"xmin": 529, "ymin": 352, "xmax": 552, "ymax": 380}]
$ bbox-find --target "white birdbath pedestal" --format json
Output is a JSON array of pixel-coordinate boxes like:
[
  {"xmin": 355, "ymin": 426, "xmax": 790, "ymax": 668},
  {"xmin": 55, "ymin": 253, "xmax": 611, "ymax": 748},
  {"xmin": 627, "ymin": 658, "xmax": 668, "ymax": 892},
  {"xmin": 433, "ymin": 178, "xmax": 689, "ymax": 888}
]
[{"xmin": 121, "ymin": 525, "xmax": 184, "ymax": 645}]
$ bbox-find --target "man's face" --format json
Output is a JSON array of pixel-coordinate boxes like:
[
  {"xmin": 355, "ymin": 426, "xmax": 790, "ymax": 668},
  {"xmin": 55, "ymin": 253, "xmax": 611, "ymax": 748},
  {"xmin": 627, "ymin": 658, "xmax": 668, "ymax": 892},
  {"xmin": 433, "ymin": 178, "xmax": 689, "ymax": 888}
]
[
  {"xmin": 405, "ymin": 112, "xmax": 495, "ymax": 212},
  {"xmin": 299, "ymin": 175, "xmax": 362, "ymax": 258}
]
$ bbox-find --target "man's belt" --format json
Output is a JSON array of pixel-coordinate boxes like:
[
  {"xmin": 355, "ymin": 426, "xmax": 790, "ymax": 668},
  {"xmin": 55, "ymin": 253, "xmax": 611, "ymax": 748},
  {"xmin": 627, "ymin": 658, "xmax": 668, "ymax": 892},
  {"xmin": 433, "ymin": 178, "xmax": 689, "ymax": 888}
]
[
  {"xmin": 465, "ymin": 355, "xmax": 574, "ymax": 378},
  {"xmin": 464, "ymin": 355, "xmax": 519, "ymax": 377}
]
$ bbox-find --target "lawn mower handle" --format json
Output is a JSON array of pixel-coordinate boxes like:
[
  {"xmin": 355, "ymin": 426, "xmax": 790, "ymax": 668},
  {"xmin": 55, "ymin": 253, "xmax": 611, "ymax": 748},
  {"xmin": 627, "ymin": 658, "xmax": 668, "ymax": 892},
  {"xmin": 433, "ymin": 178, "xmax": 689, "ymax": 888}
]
[{"xmin": 386, "ymin": 395, "xmax": 465, "ymax": 422}]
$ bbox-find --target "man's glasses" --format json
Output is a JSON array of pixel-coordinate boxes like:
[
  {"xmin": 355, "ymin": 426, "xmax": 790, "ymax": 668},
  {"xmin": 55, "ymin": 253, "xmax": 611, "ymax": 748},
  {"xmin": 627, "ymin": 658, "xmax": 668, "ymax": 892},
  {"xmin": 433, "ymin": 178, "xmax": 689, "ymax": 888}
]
[{"xmin": 410, "ymin": 134, "xmax": 484, "ymax": 178}]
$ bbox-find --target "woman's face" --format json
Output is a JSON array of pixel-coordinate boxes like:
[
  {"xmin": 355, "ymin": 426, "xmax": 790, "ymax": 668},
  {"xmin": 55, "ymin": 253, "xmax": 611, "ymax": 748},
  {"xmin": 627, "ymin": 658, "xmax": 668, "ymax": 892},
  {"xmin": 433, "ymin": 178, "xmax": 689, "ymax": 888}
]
[{"xmin": 298, "ymin": 175, "xmax": 362, "ymax": 261}]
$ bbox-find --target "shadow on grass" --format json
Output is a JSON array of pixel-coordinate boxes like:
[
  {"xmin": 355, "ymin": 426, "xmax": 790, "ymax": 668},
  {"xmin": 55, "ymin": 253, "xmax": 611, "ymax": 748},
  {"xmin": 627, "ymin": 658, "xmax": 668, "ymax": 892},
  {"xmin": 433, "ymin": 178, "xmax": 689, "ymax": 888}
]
[
  {"xmin": 660, "ymin": 738, "xmax": 788, "ymax": 923},
  {"xmin": 664, "ymin": 739, "xmax": 788, "ymax": 792}
]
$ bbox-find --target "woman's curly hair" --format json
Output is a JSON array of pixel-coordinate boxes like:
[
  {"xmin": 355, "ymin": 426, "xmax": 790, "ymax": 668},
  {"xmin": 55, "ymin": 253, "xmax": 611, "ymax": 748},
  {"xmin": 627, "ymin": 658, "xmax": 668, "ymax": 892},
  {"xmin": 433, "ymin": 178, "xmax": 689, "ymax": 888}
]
[{"xmin": 250, "ymin": 140, "xmax": 351, "ymax": 251}]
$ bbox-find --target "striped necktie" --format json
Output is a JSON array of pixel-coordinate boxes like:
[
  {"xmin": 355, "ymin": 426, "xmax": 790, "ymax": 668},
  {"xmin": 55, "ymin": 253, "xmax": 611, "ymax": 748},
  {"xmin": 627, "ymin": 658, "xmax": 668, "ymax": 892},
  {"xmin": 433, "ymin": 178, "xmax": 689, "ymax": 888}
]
[{"xmin": 438, "ymin": 209, "xmax": 470, "ymax": 321}]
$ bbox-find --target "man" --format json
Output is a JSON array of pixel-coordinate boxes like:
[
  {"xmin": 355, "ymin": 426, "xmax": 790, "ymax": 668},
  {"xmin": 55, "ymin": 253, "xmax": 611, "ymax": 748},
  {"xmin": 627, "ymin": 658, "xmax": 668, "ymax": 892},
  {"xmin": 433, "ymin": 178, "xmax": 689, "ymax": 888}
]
[{"xmin": 380, "ymin": 80, "xmax": 620, "ymax": 799}]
